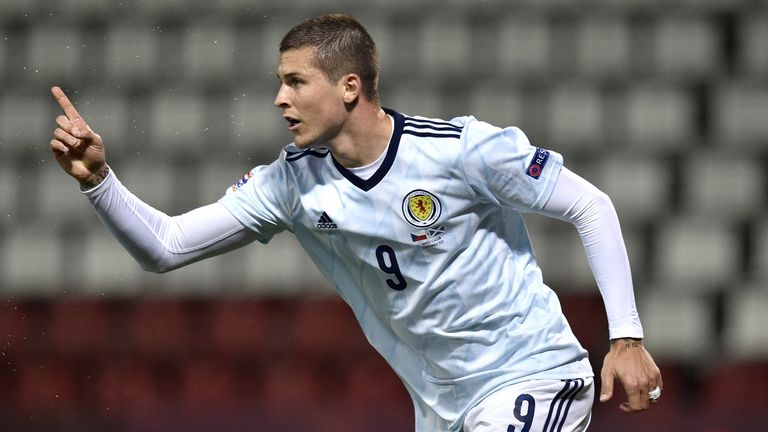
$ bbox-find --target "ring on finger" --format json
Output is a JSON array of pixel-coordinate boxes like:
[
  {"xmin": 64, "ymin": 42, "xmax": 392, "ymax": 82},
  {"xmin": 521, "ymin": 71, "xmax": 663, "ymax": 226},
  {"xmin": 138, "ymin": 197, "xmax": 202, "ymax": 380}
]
[{"xmin": 648, "ymin": 386, "xmax": 662, "ymax": 401}]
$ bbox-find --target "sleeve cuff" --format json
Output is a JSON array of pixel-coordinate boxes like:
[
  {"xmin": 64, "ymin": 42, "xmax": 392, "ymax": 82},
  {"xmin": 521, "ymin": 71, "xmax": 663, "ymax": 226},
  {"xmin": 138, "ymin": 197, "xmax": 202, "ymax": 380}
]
[{"xmin": 80, "ymin": 167, "xmax": 115, "ymax": 196}]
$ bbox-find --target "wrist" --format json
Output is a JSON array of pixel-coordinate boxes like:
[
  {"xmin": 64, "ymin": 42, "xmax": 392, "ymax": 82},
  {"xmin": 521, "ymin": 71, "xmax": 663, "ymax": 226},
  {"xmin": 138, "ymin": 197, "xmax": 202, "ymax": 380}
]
[
  {"xmin": 610, "ymin": 337, "xmax": 642, "ymax": 342},
  {"xmin": 610, "ymin": 337, "xmax": 644, "ymax": 351},
  {"xmin": 79, "ymin": 164, "xmax": 111, "ymax": 191}
]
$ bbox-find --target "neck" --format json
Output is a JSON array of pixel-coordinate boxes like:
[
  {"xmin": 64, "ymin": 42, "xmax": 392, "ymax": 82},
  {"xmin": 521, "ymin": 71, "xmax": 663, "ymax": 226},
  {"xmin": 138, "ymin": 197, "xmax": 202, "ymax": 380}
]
[{"xmin": 326, "ymin": 104, "xmax": 392, "ymax": 168}]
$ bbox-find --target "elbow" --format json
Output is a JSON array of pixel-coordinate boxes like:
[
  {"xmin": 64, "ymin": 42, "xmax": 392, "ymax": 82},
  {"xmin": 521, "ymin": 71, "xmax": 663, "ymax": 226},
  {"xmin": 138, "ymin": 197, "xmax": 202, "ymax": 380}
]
[
  {"xmin": 139, "ymin": 260, "xmax": 173, "ymax": 274},
  {"xmin": 592, "ymin": 189, "xmax": 614, "ymax": 210},
  {"xmin": 132, "ymin": 251, "xmax": 177, "ymax": 274}
]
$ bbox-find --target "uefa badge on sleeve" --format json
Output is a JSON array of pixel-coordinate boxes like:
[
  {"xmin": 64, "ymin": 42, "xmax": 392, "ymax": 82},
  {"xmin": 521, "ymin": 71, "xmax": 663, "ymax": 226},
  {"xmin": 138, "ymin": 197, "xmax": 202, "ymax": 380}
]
[{"xmin": 525, "ymin": 148, "xmax": 550, "ymax": 179}]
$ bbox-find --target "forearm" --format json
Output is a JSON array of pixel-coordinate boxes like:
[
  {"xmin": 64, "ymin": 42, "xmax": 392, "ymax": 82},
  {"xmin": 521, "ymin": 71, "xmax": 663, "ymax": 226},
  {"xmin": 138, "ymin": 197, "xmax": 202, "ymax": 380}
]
[
  {"xmin": 538, "ymin": 168, "xmax": 643, "ymax": 339},
  {"xmin": 83, "ymin": 167, "xmax": 255, "ymax": 272}
]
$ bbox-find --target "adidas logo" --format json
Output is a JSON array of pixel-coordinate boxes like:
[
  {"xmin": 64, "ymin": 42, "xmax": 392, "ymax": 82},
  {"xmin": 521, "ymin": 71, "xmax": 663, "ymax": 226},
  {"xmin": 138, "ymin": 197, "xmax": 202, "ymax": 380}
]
[{"xmin": 316, "ymin": 211, "xmax": 338, "ymax": 229}]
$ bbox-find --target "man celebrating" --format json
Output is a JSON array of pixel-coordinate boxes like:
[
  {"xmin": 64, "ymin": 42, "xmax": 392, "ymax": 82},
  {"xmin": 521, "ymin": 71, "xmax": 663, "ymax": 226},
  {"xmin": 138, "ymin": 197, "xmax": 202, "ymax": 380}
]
[{"xmin": 50, "ymin": 13, "xmax": 661, "ymax": 432}]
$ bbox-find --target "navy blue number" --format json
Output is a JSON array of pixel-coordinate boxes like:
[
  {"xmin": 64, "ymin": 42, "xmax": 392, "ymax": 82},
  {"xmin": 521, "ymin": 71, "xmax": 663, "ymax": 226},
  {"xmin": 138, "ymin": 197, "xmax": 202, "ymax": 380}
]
[
  {"xmin": 508, "ymin": 393, "xmax": 535, "ymax": 432},
  {"xmin": 375, "ymin": 245, "xmax": 407, "ymax": 290}
]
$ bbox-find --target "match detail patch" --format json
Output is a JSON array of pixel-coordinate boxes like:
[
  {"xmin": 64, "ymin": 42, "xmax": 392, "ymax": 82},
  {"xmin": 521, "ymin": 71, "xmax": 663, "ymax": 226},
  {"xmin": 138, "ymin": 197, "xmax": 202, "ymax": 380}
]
[{"xmin": 526, "ymin": 148, "xmax": 550, "ymax": 179}]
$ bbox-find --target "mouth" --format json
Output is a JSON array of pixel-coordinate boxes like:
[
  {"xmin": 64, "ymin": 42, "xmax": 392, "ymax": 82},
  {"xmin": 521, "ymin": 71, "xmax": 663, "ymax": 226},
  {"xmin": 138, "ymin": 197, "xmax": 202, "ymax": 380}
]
[{"xmin": 284, "ymin": 116, "xmax": 301, "ymax": 132}]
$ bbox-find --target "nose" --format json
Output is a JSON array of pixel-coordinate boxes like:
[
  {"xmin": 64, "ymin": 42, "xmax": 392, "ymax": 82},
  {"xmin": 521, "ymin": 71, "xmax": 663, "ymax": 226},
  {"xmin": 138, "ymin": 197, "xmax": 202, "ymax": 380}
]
[{"xmin": 274, "ymin": 84, "xmax": 290, "ymax": 108}]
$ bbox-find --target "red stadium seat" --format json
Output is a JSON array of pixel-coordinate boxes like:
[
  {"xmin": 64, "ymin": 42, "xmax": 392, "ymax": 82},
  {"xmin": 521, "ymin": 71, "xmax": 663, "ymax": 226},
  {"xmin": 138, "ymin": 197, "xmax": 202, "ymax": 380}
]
[
  {"xmin": 699, "ymin": 361, "xmax": 768, "ymax": 411},
  {"xmin": 15, "ymin": 360, "xmax": 78, "ymax": 413},
  {"xmin": 93, "ymin": 359, "xmax": 170, "ymax": 415},
  {"xmin": 2, "ymin": 301, "xmax": 53, "ymax": 358},
  {"xmin": 559, "ymin": 293, "xmax": 608, "ymax": 354},
  {"xmin": 128, "ymin": 300, "xmax": 193, "ymax": 359},
  {"xmin": 179, "ymin": 358, "xmax": 239, "ymax": 413},
  {"xmin": 50, "ymin": 299, "xmax": 110, "ymax": 358},
  {"xmin": 208, "ymin": 300, "xmax": 272, "ymax": 360},
  {"xmin": 290, "ymin": 298, "xmax": 371, "ymax": 363},
  {"xmin": 341, "ymin": 355, "xmax": 413, "ymax": 431},
  {"xmin": 259, "ymin": 360, "xmax": 323, "ymax": 414},
  {"xmin": 0, "ymin": 301, "xmax": 29, "ymax": 357}
]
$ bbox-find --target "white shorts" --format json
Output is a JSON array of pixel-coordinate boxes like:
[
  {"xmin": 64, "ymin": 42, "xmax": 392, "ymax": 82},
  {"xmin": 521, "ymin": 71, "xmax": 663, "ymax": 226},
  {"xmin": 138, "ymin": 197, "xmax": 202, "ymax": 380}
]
[{"xmin": 463, "ymin": 377, "xmax": 594, "ymax": 432}]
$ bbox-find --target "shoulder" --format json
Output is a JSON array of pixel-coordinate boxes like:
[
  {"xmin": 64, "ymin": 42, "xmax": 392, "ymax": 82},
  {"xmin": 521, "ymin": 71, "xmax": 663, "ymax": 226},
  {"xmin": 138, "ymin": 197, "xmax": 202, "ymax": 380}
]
[
  {"xmin": 398, "ymin": 112, "xmax": 525, "ymax": 144},
  {"xmin": 401, "ymin": 113, "xmax": 467, "ymax": 139}
]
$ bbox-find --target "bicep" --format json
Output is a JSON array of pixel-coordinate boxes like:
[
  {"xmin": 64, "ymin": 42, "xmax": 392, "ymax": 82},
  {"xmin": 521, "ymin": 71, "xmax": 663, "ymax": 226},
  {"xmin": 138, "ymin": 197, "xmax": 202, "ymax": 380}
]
[{"xmin": 536, "ymin": 167, "xmax": 611, "ymax": 223}]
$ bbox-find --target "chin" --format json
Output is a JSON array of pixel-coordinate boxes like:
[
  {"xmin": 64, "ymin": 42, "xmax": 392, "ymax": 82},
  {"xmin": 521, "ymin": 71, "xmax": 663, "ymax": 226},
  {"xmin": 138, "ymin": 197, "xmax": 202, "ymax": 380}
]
[
  {"xmin": 292, "ymin": 138, "xmax": 315, "ymax": 149},
  {"xmin": 293, "ymin": 134, "xmax": 326, "ymax": 150}
]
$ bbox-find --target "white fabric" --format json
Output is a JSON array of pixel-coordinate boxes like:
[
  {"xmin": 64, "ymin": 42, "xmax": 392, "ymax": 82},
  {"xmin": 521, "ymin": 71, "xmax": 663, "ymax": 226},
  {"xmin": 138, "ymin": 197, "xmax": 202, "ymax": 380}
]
[
  {"xmin": 463, "ymin": 378, "xmax": 594, "ymax": 432},
  {"xmin": 80, "ymin": 108, "xmax": 642, "ymax": 431},
  {"xmin": 538, "ymin": 167, "xmax": 643, "ymax": 340},
  {"xmin": 83, "ymin": 169, "xmax": 256, "ymax": 273},
  {"xmin": 218, "ymin": 110, "xmax": 592, "ymax": 431}
]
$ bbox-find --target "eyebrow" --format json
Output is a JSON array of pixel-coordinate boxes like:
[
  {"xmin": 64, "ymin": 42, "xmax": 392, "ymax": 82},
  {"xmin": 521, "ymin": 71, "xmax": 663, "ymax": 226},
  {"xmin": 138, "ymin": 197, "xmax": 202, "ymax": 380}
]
[{"xmin": 276, "ymin": 71, "xmax": 302, "ymax": 81}]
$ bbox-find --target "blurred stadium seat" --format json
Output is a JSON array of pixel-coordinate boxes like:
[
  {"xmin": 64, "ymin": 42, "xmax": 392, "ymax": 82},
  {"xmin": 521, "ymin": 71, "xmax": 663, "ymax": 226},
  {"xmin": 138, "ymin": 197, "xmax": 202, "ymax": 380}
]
[
  {"xmin": 417, "ymin": 14, "xmax": 471, "ymax": 77},
  {"xmin": 27, "ymin": 25, "xmax": 82, "ymax": 84},
  {"xmin": 698, "ymin": 361, "xmax": 768, "ymax": 411},
  {"xmin": 467, "ymin": 84, "xmax": 524, "ymax": 128},
  {"xmin": 15, "ymin": 360, "xmax": 79, "ymax": 413},
  {"xmin": 739, "ymin": 14, "xmax": 768, "ymax": 75},
  {"xmin": 93, "ymin": 358, "xmax": 168, "ymax": 415},
  {"xmin": 595, "ymin": 153, "xmax": 672, "ymax": 223},
  {"xmin": 624, "ymin": 84, "xmax": 695, "ymax": 150},
  {"xmin": 179, "ymin": 358, "xmax": 240, "ymax": 413},
  {"xmin": 0, "ymin": 225, "xmax": 64, "ymax": 295},
  {"xmin": 498, "ymin": 13, "xmax": 551, "ymax": 78},
  {"xmin": 0, "ymin": 163, "xmax": 16, "ymax": 229},
  {"xmin": 712, "ymin": 82, "xmax": 768, "ymax": 147},
  {"xmin": 208, "ymin": 299, "xmax": 274, "ymax": 360},
  {"xmin": 653, "ymin": 217, "xmax": 740, "ymax": 287},
  {"xmin": 722, "ymin": 288, "xmax": 768, "ymax": 358},
  {"xmin": 681, "ymin": 152, "xmax": 764, "ymax": 219},
  {"xmin": 150, "ymin": 91, "xmax": 206, "ymax": 153},
  {"xmin": 105, "ymin": 23, "xmax": 159, "ymax": 85},
  {"xmin": 50, "ymin": 299, "xmax": 110, "ymax": 359},
  {"xmin": 0, "ymin": 92, "xmax": 50, "ymax": 157},
  {"xmin": 128, "ymin": 299, "xmax": 193, "ymax": 359},
  {"xmin": 755, "ymin": 220, "xmax": 768, "ymax": 282},
  {"xmin": 182, "ymin": 21, "xmax": 236, "ymax": 84},
  {"xmin": 290, "ymin": 297, "xmax": 371, "ymax": 362},
  {"xmin": 653, "ymin": 16, "xmax": 720, "ymax": 78},
  {"xmin": 639, "ymin": 289, "xmax": 715, "ymax": 361},
  {"xmin": 548, "ymin": 84, "xmax": 604, "ymax": 151},
  {"xmin": 576, "ymin": 14, "xmax": 631, "ymax": 79}
]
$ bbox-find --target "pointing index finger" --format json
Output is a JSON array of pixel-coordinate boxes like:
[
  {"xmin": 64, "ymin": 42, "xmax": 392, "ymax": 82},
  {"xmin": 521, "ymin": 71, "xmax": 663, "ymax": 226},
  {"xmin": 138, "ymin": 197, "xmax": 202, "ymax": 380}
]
[{"xmin": 51, "ymin": 86, "xmax": 81, "ymax": 122}]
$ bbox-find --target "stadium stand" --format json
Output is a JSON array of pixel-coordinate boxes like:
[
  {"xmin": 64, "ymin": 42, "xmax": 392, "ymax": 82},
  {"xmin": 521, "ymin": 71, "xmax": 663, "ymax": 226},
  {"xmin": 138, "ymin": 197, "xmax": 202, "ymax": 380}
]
[{"xmin": 1, "ymin": 1, "xmax": 766, "ymax": 430}]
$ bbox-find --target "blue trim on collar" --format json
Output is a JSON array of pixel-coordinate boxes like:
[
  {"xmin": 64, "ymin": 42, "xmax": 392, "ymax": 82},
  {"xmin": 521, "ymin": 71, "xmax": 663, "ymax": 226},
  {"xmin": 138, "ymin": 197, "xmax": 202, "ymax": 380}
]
[{"xmin": 332, "ymin": 107, "xmax": 404, "ymax": 192}]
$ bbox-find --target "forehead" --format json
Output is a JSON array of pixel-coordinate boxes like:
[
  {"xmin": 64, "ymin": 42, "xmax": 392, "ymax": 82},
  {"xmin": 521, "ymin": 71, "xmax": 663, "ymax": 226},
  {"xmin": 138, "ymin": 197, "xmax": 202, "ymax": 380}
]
[{"xmin": 277, "ymin": 47, "xmax": 320, "ymax": 77}]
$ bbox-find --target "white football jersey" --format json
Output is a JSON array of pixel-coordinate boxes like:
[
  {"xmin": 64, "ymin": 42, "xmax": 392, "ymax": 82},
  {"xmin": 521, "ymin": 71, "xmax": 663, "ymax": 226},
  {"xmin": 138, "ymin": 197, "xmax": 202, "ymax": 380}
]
[{"xmin": 219, "ymin": 108, "xmax": 593, "ymax": 432}]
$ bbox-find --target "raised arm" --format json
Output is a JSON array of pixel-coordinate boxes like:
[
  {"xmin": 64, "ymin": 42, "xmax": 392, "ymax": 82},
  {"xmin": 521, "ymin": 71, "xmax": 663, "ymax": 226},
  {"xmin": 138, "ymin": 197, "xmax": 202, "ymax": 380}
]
[{"xmin": 49, "ymin": 86, "xmax": 259, "ymax": 272}]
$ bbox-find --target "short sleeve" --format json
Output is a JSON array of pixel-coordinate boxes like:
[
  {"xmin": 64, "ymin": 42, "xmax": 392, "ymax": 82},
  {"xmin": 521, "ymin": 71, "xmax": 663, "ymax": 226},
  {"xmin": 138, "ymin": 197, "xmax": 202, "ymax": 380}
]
[
  {"xmin": 217, "ymin": 159, "xmax": 291, "ymax": 243},
  {"xmin": 460, "ymin": 119, "xmax": 563, "ymax": 211}
]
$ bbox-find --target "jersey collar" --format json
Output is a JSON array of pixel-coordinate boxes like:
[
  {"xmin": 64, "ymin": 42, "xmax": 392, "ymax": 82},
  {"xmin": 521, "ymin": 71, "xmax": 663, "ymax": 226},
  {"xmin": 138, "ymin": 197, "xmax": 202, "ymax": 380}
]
[{"xmin": 332, "ymin": 107, "xmax": 404, "ymax": 192}]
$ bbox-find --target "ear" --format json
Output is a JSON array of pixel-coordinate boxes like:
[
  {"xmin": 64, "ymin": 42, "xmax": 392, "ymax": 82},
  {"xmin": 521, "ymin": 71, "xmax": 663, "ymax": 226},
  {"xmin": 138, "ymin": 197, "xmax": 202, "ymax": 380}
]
[{"xmin": 340, "ymin": 73, "xmax": 362, "ymax": 104}]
